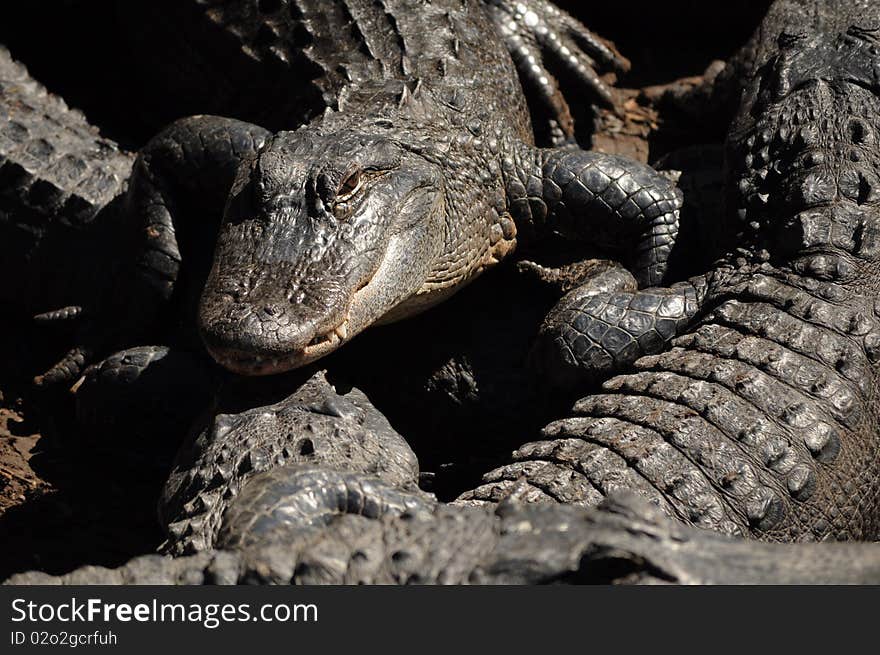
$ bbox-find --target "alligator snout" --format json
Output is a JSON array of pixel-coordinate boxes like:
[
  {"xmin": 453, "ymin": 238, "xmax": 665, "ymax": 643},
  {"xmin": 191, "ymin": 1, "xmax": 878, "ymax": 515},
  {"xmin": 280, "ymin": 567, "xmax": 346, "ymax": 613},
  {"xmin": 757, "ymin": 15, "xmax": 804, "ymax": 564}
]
[{"xmin": 198, "ymin": 272, "xmax": 350, "ymax": 375}]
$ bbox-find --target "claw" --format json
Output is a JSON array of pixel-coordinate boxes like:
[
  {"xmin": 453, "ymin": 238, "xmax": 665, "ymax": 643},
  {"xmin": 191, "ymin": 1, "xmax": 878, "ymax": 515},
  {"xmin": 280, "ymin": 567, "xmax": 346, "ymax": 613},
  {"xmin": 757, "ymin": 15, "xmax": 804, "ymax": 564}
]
[
  {"xmin": 33, "ymin": 346, "xmax": 89, "ymax": 388},
  {"xmin": 488, "ymin": 0, "xmax": 630, "ymax": 124},
  {"xmin": 33, "ymin": 305, "xmax": 84, "ymax": 324},
  {"xmin": 69, "ymin": 375, "xmax": 87, "ymax": 394},
  {"xmin": 499, "ymin": 17, "xmax": 575, "ymax": 144}
]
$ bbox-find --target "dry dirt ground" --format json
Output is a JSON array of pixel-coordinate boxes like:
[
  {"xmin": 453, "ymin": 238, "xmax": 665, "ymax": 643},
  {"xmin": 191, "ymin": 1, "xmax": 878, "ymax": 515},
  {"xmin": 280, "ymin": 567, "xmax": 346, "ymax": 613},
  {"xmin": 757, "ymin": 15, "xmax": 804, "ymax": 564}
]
[{"xmin": 0, "ymin": 409, "xmax": 44, "ymax": 516}]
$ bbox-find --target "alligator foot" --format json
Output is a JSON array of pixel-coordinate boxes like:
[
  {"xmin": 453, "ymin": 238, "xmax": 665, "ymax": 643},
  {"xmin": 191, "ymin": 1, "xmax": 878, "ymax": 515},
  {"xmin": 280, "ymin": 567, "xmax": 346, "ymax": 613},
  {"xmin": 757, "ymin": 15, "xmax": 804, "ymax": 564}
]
[
  {"xmin": 521, "ymin": 144, "xmax": 729, "ymax": 391},
  {"xmin": 33, "ymin": 345, "xmax": 91, "ymax": 387},
  {"xmin": 487, "ymin": 0, "xmax": 630, "ymax": 143},
  {"xmin": 530, "ymin": 277, "xmax": 705, "ymax": 390},
  {"xmin": 505, "ymin": 141, "xmax": 687, "ymax": 389},
  {"xmin": 520, "ymin": 148, "xmax": 685, "ymax": 288},
  {"xmin": 217, "ymin": 467, "xmax": 436, "ymax": 554}
]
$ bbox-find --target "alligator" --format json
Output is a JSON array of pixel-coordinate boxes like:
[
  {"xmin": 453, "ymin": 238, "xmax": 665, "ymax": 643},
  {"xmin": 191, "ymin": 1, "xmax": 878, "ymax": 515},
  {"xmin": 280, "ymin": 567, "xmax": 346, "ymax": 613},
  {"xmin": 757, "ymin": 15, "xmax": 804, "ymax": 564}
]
[
  {"xmin": 455, "ymin": 0, "xmax": 880, "ymax": 543},
  {"xmin": 9, "ymin": 488, "xmax": 880, "ymax": 585},
  {"xmin": 9, "ymin": 0, "xmax": 880, "ymax": 585},
  {"xmin": 106, "ymin": 0, "xmax": 880, "ymax": 545},
  {"xmin": 28, "ymin": 0, "xmax": 681, "ymax": 387},
  {"xmin": 117, "ymin": 0, "xmax": 629, "ymax": 145},
  {"xmin": 8, "ymin": 372, "xmax": 880, "ymax": 585},
  {"xmin": 156, "ymin": 371, "xmax": 426, "ymax": 555}
]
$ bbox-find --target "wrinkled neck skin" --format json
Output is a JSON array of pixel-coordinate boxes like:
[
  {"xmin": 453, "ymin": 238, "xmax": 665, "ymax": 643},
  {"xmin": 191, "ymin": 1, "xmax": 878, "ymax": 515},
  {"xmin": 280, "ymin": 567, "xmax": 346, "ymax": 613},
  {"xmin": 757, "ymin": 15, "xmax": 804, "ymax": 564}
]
[
  {"xmin": 198, "ymin": 83, "xmax": 515, "ymax": 375},
  {"xmin": 716, "ymin": 26, "xmax": 880, "ymax": 300}
]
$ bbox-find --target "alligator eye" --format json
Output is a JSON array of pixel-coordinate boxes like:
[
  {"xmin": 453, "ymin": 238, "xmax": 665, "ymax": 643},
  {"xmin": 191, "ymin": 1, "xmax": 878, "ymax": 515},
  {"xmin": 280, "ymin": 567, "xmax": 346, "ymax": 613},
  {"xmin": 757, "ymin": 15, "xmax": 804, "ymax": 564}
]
[{"xmin": 336, "ymin": 169, "xmax": 364, "ymax": 203}]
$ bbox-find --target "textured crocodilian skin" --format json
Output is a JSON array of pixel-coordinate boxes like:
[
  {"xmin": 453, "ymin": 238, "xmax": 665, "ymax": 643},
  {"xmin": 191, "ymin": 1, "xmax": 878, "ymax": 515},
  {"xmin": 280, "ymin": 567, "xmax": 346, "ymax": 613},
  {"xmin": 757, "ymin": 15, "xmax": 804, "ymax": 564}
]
[
  {"xmin": 0, "ymin": 46, "xmax": 133, "ymax": 314},
  {"xmin": 11, "ymin": 0, "xmax": 880, "ymax": 586},
  {"xmin": 9, "ymin": 488, "xmax": 880, "ymax": 585},
  {"xmin": 157, "ymin": 371, "xmax": 426, "ymax": 556},
  {"xmin": 31, "ymin": 0, "xmax": 679, "ymax": 383},
  {"xmin": 459, "ymin": 0, "xmax": 880, "ymax": 543},
  {"xmin": 120, "ymin": 0, "xmax": 629, "ymax": 144}
]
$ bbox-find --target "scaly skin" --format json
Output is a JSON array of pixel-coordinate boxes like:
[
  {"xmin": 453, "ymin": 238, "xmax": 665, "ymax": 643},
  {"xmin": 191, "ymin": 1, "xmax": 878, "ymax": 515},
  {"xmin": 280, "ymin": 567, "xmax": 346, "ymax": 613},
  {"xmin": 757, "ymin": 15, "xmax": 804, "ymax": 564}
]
[
  {"xmin": 460, "ymin": 0, "xmax": 880, "ymax": 542},
  {"xmin": 8, "ymin": 489, "xmax": 880, "ymax": 585},
  {"xmin": 120, "ymin": 0, "xmax": 628, "ymax": 141},
  {"xmin": 158, "ymin": 371, "xmax": 425, "ymax": 555},
  {"xmin": 11, "ymin": 0, "xmax": 880, "ymax": 585},
  {"xmin": 31, "ymin": 0, "xmax": 672, "ymax": 387},
  {"xmin": 0, "ymin": 46, "xmax": 133, "ymax": 315},
  {"xmin": 98, "ymin": 0, "xmax": 679, "ymax": 379}
]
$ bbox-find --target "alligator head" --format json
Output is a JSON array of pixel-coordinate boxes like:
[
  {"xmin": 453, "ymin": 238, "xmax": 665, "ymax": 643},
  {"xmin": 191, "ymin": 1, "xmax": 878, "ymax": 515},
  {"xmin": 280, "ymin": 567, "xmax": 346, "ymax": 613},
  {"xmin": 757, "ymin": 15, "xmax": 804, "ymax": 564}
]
[{"xmin": 198, "ymin": 126, "xmax": 445, "ymax": 375}]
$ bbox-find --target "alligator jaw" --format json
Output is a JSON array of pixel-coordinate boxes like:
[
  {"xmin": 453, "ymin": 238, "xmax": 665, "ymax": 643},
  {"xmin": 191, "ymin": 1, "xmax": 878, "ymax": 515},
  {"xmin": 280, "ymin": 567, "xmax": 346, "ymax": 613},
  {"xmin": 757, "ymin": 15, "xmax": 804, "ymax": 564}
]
[{"xmin": 205, "ymin": 317, "xmax": 351, "ymax": 375}]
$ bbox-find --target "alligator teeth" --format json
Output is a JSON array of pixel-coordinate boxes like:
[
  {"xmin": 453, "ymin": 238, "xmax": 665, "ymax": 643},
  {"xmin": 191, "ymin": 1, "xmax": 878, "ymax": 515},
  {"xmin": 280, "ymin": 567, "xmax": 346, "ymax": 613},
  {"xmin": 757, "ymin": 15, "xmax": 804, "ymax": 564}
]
[{"xmin": 334, "ymin": 321, "xmax": 349, "ymax": 341}]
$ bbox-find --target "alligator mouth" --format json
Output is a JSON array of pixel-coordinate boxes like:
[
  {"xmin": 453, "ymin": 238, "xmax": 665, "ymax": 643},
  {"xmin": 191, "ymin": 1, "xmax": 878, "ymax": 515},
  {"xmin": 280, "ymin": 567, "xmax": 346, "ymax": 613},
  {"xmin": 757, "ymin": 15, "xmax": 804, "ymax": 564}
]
[
  {"xmin": 203, "ymin": 265, "xmax": 379, "ymax": 375},
  {"xmin": 206, "ymin": 317, "xmax": 351, "ymax": 375}
]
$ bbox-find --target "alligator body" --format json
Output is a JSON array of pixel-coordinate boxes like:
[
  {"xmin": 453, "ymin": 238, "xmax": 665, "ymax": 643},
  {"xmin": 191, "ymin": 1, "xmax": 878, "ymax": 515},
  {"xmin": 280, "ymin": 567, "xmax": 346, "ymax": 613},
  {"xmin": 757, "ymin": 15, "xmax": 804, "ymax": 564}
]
[
  {"xmin": 117, "ymin": 0, "xmax": 627, "ymax": 145},
  {"xmin": 158, "ymin": 371, "xmax": 426, "ymax": 555},
  {"xmin": 458, "ymin": 0, "xmax": 880, "ymax": 542},
  {"xmin": 10, "ymin": 478, "xmax": 880, "ymax": 585},
  {"xmin": 8, "ymin": 371, "xmax": 880, "ymax": 585}
]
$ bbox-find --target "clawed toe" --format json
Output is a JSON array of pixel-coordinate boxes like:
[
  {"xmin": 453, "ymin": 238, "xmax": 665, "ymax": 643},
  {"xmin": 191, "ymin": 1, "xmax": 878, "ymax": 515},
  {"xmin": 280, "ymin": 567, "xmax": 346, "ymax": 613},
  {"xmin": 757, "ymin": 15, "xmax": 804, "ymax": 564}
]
[{"xmin": 488, "ymin": 0, "xmax": 630, "ymax": 126}]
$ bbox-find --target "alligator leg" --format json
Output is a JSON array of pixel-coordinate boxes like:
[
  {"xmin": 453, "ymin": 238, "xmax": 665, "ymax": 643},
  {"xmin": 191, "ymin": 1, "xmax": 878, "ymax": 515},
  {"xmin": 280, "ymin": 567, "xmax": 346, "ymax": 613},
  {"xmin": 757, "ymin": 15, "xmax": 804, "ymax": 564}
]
[
  {"xmin": 531, "ymin": 146, "xmax": 722, "ymax": 389},
  {"xmin": 525, "ymin": 144, "xmax": 729, "ymax": 390},
  {"xmin": 507, "ymin": 145, "xmax": 689, "ymax": 386},
  {"xmin": 123, "ymin": 115, "xmax": 271, "ymax": 315},
  {"xmin": 37, "ymin": 116, "xmax": 271, "ymax": 386},
  {"xmin": 515, "ymin": 147, "xmax": 685, "ymax": 288},
  {"xmin": 216, "ymin": 467, "xmax": 435, "ymax": 553}
]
